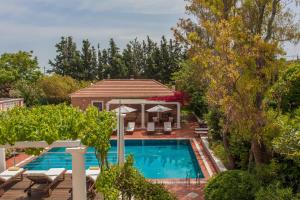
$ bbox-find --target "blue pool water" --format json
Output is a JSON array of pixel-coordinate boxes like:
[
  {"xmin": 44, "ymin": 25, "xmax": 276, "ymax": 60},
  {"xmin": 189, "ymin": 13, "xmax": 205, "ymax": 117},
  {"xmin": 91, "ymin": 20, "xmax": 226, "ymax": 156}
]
[{"xmin": 24, "ymin": 139, "xmax": 203, "ymax": 179}]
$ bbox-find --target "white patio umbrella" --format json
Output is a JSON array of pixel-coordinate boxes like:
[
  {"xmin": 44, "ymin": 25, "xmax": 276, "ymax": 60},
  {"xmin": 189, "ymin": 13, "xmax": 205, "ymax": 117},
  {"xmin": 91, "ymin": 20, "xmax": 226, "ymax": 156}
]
[
  {"xmin": 146, "ymin": 105, "xmax": 172, "ymax": 123},
  {"xmin": 113, "ymin": 105, "xmax": 136, "ymax": 114}
]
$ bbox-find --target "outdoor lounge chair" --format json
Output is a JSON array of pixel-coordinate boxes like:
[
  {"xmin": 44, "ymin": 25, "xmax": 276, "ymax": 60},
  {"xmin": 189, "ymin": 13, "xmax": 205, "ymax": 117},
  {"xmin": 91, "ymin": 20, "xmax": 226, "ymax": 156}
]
[
  {"xmin": 164, "ymin": 122, "xmax": 172, "ymax": 134},
  {"xmin": 194, "ymin": 127, "xmax": 209, "ymax": 137},
  {"xmin": 147, "ymin": 122, "xmax": 155, "ymax": 134},
  {"xmin": 0, "ymin": 167, "xmax": 25, "ymax": 196},
  {"xmin": 152, "ymin": 117, "xmax": 159, "ymax": 123},
  {"xmin": 126, "ymin": 122, "xmax": 135, "ymax": 134},
  {"xmin": 86, "ymin": 168, "xmax": 100, "ymax": 198},
  {"xmin": 195, "ymin": 127, "xmax": 209, "ymax": 132},
  {"xmin": 24, "ymin": 168, "xmax": 66, "ymax": 197}
]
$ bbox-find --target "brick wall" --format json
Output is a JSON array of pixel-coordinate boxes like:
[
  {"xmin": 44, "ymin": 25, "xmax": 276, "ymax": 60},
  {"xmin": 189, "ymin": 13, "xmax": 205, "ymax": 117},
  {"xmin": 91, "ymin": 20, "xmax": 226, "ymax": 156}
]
[{"xmin": 71, "ymin": 97, "xmax": 112, "ymax": 110}]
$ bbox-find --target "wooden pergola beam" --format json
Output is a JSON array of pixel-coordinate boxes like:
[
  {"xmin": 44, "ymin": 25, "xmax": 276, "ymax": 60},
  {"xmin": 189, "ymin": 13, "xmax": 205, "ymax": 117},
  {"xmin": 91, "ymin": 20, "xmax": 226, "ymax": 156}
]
[{"xmin": 0, "ymin": 140, "xmax": 83, "ymax": 149}]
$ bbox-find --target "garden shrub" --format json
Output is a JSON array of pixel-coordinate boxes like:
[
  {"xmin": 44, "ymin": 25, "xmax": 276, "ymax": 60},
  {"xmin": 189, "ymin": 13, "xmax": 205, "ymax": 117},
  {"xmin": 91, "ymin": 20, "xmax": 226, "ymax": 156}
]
[
  {"xmin": 189, "ymin": 91, "xmax": 208, "ymax": 118},
  {"xmin": 227, "ymin": 136, "xmax": 251, "ymax": 170},
  {"xmin": 255, "ymin": 184, "xmax": 294, "ymax": 200},
  {"xmin": 274, "ymin": 157, "xmax": 300, "ymax": 193},
  {"xmin": 97, "ymin": 155, "xmax": 176, "ymax": 200},
  {"xmin": 135, "ymin": 182, "xmax": 176, "ymax": 200},
  {"xmin": 205, "ymin": 108, "xmax": 222, "ymax": 141},
  {"xmin": 204, "ymin": 170, "xmax": 259, "ymax": 200},
  {"xmin": 253, "ymin": 161, "xmax": 280, "ymax": 186},
  {"xmin": 211, "ymin": 142, "xmax": 228, "ymax": 166}
]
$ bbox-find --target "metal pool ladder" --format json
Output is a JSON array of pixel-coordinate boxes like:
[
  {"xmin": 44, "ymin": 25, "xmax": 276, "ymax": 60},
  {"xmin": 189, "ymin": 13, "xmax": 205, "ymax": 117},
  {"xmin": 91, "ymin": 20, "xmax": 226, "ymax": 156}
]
[
  {"xmin": 196, "ymin": 172, "xmax": 201, "ymax": 185},
  {"xmin": 185, "ymin": 171, "xmax": 191, "ymax": 186}
]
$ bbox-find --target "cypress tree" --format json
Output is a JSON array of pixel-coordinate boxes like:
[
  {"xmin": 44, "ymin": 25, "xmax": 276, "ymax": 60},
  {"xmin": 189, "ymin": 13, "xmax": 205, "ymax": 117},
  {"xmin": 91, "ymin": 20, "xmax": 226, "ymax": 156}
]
[
  {"xmin": 97, "ymin": 44, "xmax": 104, "ymax": 80},
  {"xmin": 49, "ymin": 36, "xmax": 80, "ymax": 78},
  {"xmin": 80, "ymin": 39, "xmax": 97, "ymax": 80}
]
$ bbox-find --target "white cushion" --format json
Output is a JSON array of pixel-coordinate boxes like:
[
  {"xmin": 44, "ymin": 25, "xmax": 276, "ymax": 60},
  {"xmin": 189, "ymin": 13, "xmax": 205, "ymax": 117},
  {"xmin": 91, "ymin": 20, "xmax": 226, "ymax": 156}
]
[
  {"xmin": 46, "ymin": 168, "xmax": 65, "ymax": 176},
  {"xmin": 86, "ymin": 169, "xmax": 100, "ymax": 176},
  {"xmin": 0, "ymin": 168, "xmax": 24, "ymax": 176},
  {"xmin": 25, "ymin": 170, "xmax": 47, "ymax": 175},
  {"xmin": 27, "ymin": 173, "xmax": 47, "ymax": 177}
]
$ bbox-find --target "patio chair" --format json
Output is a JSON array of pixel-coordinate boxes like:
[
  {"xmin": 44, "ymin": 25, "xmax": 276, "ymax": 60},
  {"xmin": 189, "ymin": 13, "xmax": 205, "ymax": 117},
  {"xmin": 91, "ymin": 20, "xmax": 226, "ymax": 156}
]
[
  {"xmin": 194, "ymin": 127, "xmax": 209, "ymax": 137},
  {"xmin": 0, "ymin": 167, "xmax": 25, "ymax": 196},
  {"xmin": 86, "ymin": 168, "xmax": 100, "ymax": 198},
  {"xmin": 112, "ymin": 128, "xmax": 117, "ymax": 135},
  {"xmin": 195, "ymin": 127, "xmax": 209, "ymax": 132},
  {"xmin": 24, "ymin": 168, "xmax": 66, "ymax": 197},
  {"xmin": 147, "ymin": 122, "xmax": 155, "ymax": 134},
  {"xmin": 152, "ymin": 117, "xmax": 159, "ymax": 123},
  {"xmin": 126, "ymin": 122, "xmax": 135, "ymax": 134},
  {"xmin": 164, "ymin": 122, "xmax": 172, "ymax": 134}
]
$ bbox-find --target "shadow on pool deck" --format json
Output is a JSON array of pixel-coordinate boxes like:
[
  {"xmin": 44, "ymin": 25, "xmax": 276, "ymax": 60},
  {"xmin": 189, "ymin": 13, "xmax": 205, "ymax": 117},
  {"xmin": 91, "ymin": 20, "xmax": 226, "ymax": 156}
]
[{"xmin": 0, "ymin": 174, "xmax": 205, "ymax": 200}]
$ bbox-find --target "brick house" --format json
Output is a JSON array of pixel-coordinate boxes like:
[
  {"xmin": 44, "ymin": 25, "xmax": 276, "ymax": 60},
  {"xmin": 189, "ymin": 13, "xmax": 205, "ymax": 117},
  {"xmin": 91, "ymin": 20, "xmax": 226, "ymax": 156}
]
[{"xmin": 70, "ymin": 79, "xmax": 181, "ymax": 129}]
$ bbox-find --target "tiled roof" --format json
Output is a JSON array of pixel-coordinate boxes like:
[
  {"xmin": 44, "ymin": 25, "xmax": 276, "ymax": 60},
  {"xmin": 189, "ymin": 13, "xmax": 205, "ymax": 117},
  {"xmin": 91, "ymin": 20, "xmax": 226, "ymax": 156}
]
[{"xmin": 70, "ymin": 79, "xmax": 175, "ymax": 98}]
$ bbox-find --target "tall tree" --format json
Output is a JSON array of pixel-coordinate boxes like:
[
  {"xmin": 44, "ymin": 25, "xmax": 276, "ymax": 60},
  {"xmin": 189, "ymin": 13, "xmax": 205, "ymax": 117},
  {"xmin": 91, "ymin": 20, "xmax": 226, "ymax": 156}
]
[
  {"xmin": 80, "ymin": 39, "xmax": 97, "ymax": 80},
  {"xmin": 122, "ymin": 38, "xmax": 145, "ymax": 78},
  {"xmin": 107, "ymin": 38, "xmax": 126, "ymax": 78},
  {"xmin": 143, "ymin": 37, "xmax": 159, "ymax": 79},
  {"xmin": 97, "ymin": 44, "xmax": 104, "ymax": 80},
  {"xmin": 173, "ymin": 0, "xmax": 300, "ymax": 166},
  {"xmin": 0, "ymin": 51, "xmax": 41, "ymax": 97},
  {"xmin": 49, "ymin": 36, "xmax": 81, "ymax": 79},
  {"xmin": 50, "ymin": 36, "xmax": 186, "ymax": 81}
]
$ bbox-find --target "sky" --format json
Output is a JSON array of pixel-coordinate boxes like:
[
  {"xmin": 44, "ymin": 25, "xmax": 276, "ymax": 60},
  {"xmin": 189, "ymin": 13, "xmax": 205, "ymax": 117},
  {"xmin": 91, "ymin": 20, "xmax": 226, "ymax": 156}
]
[{"xmin": 0, "ymin": 0, "xmax": 299, "ymax": 70}]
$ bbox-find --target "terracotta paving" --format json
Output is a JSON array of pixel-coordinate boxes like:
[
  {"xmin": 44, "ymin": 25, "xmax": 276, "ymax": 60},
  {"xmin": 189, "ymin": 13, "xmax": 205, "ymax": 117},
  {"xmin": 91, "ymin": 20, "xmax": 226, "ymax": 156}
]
[
  {"xmin": 111, "ymin": 120, "xmax": 200, "ymax": 140},
  {"xmin": 2, "ymin": 118, "xmax": 219, "ymax": 199},
  {"xmin": 165, "ymin": 184, "xmax": 205, "ymax": 200},
  {"xmin": 6, "ymin": 153, "xmax": 31, "ymax": 168}
]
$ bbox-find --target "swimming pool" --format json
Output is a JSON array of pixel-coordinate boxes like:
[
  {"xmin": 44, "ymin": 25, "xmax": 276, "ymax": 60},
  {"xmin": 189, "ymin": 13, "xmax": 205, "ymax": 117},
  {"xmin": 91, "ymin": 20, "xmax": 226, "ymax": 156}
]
[{"xmin": 24, "ymin": 139, "xmax": 203, "ymax": 179}]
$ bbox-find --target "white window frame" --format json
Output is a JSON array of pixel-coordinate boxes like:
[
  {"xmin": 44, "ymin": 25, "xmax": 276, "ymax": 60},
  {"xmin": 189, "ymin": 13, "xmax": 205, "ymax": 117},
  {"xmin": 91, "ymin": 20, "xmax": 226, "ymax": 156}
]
[{"xmin": 91, "ymin": 100, "xmax": 104, "ymax": 111}]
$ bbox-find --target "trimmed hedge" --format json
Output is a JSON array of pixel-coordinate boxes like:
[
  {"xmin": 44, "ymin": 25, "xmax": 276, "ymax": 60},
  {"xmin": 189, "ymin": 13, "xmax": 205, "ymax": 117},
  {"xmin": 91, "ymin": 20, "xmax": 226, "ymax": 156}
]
[{"xmin": 204, "ymin": 170, "xmax": 259, "ymax": 200}]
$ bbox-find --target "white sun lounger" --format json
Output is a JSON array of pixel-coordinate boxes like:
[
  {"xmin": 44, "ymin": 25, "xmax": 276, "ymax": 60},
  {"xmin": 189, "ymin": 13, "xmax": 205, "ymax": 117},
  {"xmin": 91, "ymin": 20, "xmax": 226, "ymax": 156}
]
[
  {"xmin": 86, "ymin": 169, "xmax": 100, "ymax": 182},
  {"xmin": 85, "ymin": 169, "xmax": 100, "ymax": 198},
  {"xmin": 195, "ymin": 127, "xmax": 209, "ymax": 132},
  {"xmin": 24, "ymin": 168, "xmax": 66, "ymax": 196},
  {"xmin": 126, "ymin": 122, "xmax": 135, "ymax": 134},
  {"xmin": 164, "ymin": 122, "xmax": 172, "ymax": 134},
  {"xmin": 0, "ymin": 167, "xmax": 25, "ymax": 196},
  {"xmin": 147, "ymin": 122, "xmax": 155, "ymax": 134}
]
